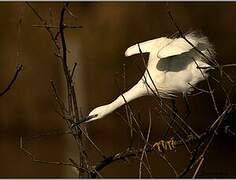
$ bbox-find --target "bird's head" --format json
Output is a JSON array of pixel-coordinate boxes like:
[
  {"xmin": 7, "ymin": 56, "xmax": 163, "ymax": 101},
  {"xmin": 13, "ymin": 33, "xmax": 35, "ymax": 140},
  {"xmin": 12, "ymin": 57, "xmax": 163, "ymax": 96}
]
[
  {"xmin": 77, "ymin": 105, "xmax": 112, "ymax": 125},
  {"xmin": 88, "ymin": 105, "xmax": 110, "ymax": 121}
]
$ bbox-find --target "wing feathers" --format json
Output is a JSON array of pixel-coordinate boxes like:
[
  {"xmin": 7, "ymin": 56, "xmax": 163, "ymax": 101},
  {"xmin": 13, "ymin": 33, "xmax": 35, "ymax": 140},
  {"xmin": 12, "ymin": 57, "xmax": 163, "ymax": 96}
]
[
  {"xmin": 158, "ymin": 32, "xmax": 209, "ymax": 59},
  {"xmin": 124, "ymin": 32, "xmax": 214, "ymax": 62},
  {"xmin": 125, "ymin": 38, "xmax": 160, "ymax": 57}
]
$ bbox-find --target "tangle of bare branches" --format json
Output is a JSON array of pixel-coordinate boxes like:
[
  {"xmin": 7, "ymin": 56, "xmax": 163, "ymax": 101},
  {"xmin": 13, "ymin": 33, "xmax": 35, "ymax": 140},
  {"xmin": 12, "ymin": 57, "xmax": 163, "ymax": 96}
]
[{"xmin": 19, "ymin": 2, "xmax": 236, "ymax": 178}]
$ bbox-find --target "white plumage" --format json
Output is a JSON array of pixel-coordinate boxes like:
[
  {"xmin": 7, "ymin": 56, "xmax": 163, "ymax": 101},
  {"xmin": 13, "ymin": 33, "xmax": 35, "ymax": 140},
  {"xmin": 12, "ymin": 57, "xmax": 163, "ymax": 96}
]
[{"xmin": 85, "ymin": 32, "xmax": 215, "ymax": 123}]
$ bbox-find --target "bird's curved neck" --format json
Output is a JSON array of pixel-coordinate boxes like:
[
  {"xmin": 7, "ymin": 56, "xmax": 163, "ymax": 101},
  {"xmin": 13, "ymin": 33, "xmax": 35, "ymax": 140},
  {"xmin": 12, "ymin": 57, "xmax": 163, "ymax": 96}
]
[{"xmin": 107, "ymin": 81, "xmax": 146, "ymax": 113}]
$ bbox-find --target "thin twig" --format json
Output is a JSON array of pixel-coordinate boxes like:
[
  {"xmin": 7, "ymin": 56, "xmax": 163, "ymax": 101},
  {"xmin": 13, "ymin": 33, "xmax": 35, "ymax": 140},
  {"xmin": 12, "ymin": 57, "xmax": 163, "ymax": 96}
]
[
  {"xmin": 71, "ymin": 62, "xmax": 77, "ymax": 78},
  {"xmin": 23, "ymin": 129, "xmax": 72, "ymax": 141},
  {"xmin": 193, "ymin": 156, "xmax": 204, "ymax": 178},
  {"xmin": 0, "ymin": 64, "xmax": 23, "ymax": 96},
  {"xmin": 139, "ymin": 109, "xmax": 152, "ymax": 178},
  {"xmin": 26, "ymin": 2, "xmax": 61, "ymax": 51},
  {"xmin": 32, "ymin": 24, "xmax": 82, "ymax": 29},
  {"xmin": 160, "ymin": 154, "xmax": 179, "ymax": 177},
  {"xmin": 20, "ymin": 136, "xmax": 79, "ymax": 168},
  {"xmin": 50, "ymin": 80, "xmax": 69, "ymax": 115}
]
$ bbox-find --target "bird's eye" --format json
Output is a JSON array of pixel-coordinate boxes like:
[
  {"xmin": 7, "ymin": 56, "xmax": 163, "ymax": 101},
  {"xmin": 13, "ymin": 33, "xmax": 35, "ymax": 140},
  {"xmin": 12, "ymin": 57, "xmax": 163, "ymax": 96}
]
[{"xmin": 88, "ymin": 114, "xmax": 98, "ymax": 120}]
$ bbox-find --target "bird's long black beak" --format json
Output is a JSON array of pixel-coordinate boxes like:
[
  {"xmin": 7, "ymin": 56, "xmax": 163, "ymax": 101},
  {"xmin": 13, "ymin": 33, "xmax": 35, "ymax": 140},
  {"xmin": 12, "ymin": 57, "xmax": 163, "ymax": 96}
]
[{"xmin": 71, "ymin": 114, "xmax": 97, "ymax": 128}]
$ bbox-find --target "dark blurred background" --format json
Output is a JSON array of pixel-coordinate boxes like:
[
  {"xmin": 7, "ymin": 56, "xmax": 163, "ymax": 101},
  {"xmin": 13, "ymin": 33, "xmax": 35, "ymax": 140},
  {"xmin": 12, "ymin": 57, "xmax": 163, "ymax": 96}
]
[{"xmin": 0, "ymin": 2, "xmax": 235, "ymax": 178}]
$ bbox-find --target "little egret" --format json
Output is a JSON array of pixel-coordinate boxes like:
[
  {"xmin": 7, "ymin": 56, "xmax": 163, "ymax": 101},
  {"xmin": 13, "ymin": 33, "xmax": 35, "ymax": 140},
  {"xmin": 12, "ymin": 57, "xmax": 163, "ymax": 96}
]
[{"xmin": 79, "ymin": 32, "xmax": 215, "ymax": 124}]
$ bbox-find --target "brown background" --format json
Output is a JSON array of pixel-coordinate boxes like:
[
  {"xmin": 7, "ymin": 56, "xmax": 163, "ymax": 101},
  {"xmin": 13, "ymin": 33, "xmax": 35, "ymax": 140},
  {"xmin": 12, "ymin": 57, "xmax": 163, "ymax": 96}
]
[{"xmin": 0, "ymin": 2, "xmax": 235, "ymax": 178}]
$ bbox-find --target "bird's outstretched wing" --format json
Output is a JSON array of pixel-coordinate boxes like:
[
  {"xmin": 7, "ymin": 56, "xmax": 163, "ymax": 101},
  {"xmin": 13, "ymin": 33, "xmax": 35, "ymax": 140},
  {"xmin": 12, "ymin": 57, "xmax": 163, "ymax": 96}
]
[
  {"xmin": 125, "ymin": 32, "xmax": 213, "ymax": 60},
  {"xmin": 157, "ymin": 32, "xmax": 212, "ymax": 59},
  {"xmin": 125, "ymin": 38, "xmax": 160, "ymax": 57}
]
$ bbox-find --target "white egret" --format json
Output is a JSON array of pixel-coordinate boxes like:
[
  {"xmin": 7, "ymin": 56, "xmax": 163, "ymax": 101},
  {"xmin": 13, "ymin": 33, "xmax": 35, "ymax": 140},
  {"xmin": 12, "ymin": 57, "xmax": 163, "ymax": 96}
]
[{"xmin": 80, "ymin": 32, "xmax": 215, "ymax": 124}]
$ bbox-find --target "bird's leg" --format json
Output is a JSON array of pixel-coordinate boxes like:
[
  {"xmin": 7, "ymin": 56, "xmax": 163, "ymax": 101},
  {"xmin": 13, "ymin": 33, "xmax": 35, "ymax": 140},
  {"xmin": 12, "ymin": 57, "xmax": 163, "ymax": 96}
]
[
  {"xmin": 162, "ymin": 99, "xmax": 177, "ymax": 140},
  {"xmin": 183, "ymin": 93, "xmax": 191, "ymax": 120},
  {"xmin": 152, "ymin": 137, "xmax": 176, "ymax": 153}
]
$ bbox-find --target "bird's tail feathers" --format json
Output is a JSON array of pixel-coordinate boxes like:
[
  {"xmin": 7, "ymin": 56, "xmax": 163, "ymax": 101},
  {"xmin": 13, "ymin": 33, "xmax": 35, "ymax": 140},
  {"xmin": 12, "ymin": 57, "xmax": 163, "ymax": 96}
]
[{"xmin": 185, "ymin": 31, "xmax": 216, "ymax": 64}]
